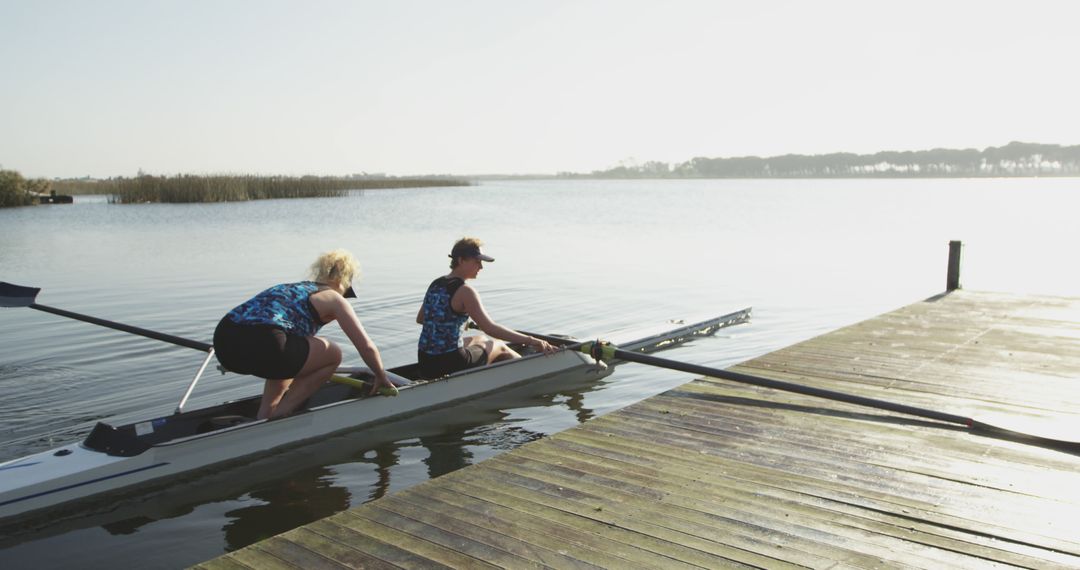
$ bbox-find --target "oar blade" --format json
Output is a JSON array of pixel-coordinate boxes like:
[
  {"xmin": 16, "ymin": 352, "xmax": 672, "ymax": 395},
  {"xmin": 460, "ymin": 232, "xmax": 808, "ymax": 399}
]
[{"xmin": 0, "ymin": 282, "xmax": 41, "ymax": 308}]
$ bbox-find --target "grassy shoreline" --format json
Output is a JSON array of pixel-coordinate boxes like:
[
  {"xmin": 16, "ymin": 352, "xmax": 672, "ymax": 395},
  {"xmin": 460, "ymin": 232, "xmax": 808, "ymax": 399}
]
[{"xmin": 51, "ymin": 175, "xmax": 471, "ymax": 204}]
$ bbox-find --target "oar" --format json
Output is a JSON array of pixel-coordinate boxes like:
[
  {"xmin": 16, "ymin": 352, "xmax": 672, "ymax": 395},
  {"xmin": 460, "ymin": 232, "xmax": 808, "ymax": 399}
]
[
  {"xmin": 1, "ymin": 282, "xmax": 220, "ymax": 412},
  {"xmin": 1, "ymin": 282, "xmax": 213, "ymax": 352},
  {"xmin": 0, "ymin": 282, "xmax": 394, "ymax": 410},
  {"xmin": 580, "ymin": 341, "xmax": 1079, "ymax": 448}
]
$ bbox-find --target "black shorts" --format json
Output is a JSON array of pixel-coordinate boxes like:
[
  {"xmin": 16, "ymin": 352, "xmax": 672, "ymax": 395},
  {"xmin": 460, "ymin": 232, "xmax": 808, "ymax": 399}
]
[
  {"xmin": 213, "ymin": 317, "xmax": 311, "ymax": 380},
  {"xmin": 418, "ymin": 345, "xmax": 488, "ymax": 379}
]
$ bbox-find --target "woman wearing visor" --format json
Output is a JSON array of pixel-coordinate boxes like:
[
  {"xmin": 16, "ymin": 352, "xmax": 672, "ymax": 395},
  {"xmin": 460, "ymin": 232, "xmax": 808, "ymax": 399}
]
[
  {"xmin": 416, "ymin": 237, "xmax": 558, "ymax": 379},
  {"xmin": 214, "ymin": 249, "xmax": 394, "ymax": 419}
]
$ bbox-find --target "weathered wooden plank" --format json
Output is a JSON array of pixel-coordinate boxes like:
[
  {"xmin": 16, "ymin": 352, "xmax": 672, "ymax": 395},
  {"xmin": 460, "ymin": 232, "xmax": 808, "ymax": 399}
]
[
  {"xmin": 224, "ymin": 544, "xmax": 300, "ymax": 570},
  {"xmin": 516, "ymin": 439, "xmax": 1074, "ymax": 569},
  {"xmin": 344, "ymin": 498, "xmax": 582, "ymax": 569},
  {"xmin": 304, "ymin": 516, "xmax": 490, "ymax": 569},
  {"xmin": 253, "ymin": 536, "xmax": 350, "ymax": 569},
  {"xmin": 396, "ymin": 483, "xmax": 679, "ymax": 570},
  {"xmin": 439, "ymin": 470, "xmax": 786, "ymax": 569},
  {"xmin": 733, "ymin": 352, "xmax": 1080, "ymax": 411},
  {"xmin": 189, "ymin": 555, "xmax": 257, "ymax": 570},
  {"xmin": 748, "ymin": 310, "xmax": 1080, "ymax": 383},
  {"xmin": 727, "ymin": 360, "xmax": 1076, "ymax": 416},
  {"xmin": 291, "ymin": 515, "xmax": 453, "ymax": 569},
  {"xmin": 581, "ymin": 414, "xmax": 964, "ymax": 508},
  {"xmin": 286, "ymin": 524, "xmax": 405, "ymax": 569},
  {"xmin": 637, "ymin": 391, "xmax": 1080, "ymax": 501},
  {"xmin": 636, "ymin": 383, "xmax": 1071, "ymax": 488},
  {"xmin": 552, "ymin": 424, "xmax": 1080, "ymax": 564},
  {"xmin": 481, "ymin": 450, "xmax": 912, "ymax": 569},
  {"xmin": 522, "ymin": 435, "xmax": 1080, "ymax": 568},
  {"xmin": 624, "ymin": 393, "xmax": 1067, "ymax": 495},
  {"xmin": 580, "ymin": 415, "xmax": 1080, "ymax": 553},
  {"xmin": 654, "ymin": 384, "xmax": 1074, "ymax": 477},
  {"xmin": 448, "ymin": 459, "xmax": 806, "ymax": 567}
]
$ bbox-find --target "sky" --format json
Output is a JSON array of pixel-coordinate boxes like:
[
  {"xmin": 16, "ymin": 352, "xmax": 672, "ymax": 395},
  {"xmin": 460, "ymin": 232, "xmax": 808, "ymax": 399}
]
[{"xmin": 2, "ymin": 0, "xmax": 1078, "ymax": 178}]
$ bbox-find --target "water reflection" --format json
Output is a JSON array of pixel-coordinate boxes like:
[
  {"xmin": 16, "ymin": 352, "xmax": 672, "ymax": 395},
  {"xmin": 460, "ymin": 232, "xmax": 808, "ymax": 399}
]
[
  {"xmin": 564, "ymin": 390, "xmax": 594, "ymax": 424},
  {"xmin": 360, "ymin": 443, "xmax": 399, "ymax": 503},
  {"xmin": 222, "ymin": 467, "xmax": 351, "ymax": 550},
  {"xmin": 420, "ymin": 431, "xmax": 474, "ymax": 479}
]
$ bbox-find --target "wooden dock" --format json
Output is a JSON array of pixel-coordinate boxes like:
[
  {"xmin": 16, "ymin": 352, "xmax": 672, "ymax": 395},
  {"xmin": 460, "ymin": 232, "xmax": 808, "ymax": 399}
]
[{"xmin": 196, "ymin": 290, "xmax": 1080, "ymax": 569}]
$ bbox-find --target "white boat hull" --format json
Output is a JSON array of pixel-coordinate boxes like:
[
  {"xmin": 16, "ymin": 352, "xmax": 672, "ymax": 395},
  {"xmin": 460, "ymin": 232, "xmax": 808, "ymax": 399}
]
[
  {"xmin": 0, "ymin": 308, "xmax": 750, "ymax": 522},
  {"xmin": 0, "ymin": 350, "xmax": 602, "ymax": 519}
]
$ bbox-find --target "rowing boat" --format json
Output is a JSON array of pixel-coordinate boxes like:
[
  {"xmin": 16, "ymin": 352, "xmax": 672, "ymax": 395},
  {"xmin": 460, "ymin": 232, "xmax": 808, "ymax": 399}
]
[{"xmin": 0, "ymin": 308, "xmax": 750, "ymax": 523}]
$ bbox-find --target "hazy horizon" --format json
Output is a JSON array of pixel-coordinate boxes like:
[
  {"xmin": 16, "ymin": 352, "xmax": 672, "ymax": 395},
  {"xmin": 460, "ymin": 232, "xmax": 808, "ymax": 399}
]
[{"xmin": 3, "ymin": 1, "xmax": 1078, "ymax": 179}]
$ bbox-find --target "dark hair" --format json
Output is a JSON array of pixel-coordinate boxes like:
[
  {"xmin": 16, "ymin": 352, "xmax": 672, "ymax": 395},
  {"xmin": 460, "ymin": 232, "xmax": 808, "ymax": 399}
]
[{"xmin": 449, "ymin": 237, "xmax": 483, "ymax": 269}]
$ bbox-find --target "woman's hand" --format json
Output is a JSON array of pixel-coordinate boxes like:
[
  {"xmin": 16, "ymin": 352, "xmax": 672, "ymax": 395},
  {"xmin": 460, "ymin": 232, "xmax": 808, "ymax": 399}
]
[
  {"xmin": 370, "ymin": 374, "xmax": 398, "ymax": 397},
  {"xmin": 532, "ymin": 338, "xmax": 559, "ymax": 355}
]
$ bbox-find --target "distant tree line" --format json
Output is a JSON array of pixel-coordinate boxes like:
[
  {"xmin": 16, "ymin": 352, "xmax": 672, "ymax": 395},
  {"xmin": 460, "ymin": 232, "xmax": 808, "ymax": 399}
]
[
  {"xmin": 0, "ymin": 169, "xmax": 52, "ymax": 208},
  {"xmin": 568, "ymin": 142, "xmax": 1080, "ymax": 179}
]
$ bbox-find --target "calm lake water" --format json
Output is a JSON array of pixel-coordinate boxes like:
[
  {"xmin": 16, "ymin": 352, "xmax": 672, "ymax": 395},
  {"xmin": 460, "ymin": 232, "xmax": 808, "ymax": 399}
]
[{"xmin": 1, "ymin": 178, "xmax": 1078, "ymax": 568}]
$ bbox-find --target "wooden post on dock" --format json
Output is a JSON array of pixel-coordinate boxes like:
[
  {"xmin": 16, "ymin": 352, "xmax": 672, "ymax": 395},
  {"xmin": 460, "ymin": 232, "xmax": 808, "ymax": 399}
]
[{"xmin": 946, "ymin": 240, "xmax": 963, "ymax": 291}]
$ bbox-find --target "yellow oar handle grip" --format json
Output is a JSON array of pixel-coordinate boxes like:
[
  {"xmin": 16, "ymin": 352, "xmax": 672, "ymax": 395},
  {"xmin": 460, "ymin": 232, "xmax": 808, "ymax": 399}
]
[
  {"xmin": 330, "ymin": 375, "xmax": 399, "ymax": 396},
  {"xmin": 379, "ymin": 385, "xmax": 399, "ymax": 396}
]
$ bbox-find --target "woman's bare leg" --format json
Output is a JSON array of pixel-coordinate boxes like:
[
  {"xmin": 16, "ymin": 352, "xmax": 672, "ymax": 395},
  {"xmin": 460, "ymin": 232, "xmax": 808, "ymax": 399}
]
[
  {"xmin": 267, "ymin": 337, "xmax": 342, "ymax": 419},
  {"xmin": 257, "ymin": 379, "xmax": 291, "ymax": 420},
  {"xmin": 465, "ymin": 334, "xmax": 521, "ymax": 364}
]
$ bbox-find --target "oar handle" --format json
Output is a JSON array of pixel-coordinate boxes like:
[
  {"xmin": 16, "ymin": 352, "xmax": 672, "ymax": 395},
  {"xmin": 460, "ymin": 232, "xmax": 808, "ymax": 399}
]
[
  {"xmin": 583, "ymin": 341, "xmax": 974, "ymax": 428},
  {"xmin": 30, "ymin": 303, "xmax": 213, "ymax": 352},
  {"xmin": 517, "ymin": 330, "xmax": 577, "ymax": 347},
  {"xmin": 466, "ymin": 321, "xmax": 578, "ymax": 348}
]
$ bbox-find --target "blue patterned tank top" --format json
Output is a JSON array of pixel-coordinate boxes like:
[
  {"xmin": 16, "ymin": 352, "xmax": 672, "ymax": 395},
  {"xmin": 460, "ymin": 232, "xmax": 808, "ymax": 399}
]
[
  {"xmin": 418, "ymin": 276, "xmax": 469, "ymax": 355},
  {"xmin": 226, "ymin": 281, "xmax": 325, "ymax": 337}
]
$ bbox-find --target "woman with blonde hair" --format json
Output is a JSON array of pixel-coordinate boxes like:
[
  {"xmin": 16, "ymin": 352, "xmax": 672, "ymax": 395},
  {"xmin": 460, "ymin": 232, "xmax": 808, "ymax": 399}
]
[{"xmin": 214, "ymin": 249, "xmax": 394, "ymax": 419}]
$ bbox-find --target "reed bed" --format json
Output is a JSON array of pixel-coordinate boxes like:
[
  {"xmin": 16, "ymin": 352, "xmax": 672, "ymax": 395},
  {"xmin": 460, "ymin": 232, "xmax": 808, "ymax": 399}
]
[{"xmin": 75, "ymin": 175, "xmax": 472, "ymax": 204}]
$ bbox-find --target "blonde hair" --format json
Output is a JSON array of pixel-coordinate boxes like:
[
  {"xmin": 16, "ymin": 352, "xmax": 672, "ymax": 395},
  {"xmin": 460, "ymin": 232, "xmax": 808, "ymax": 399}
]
[{"xmin": 309, "ymin": 249, "xmax": 360, "ymax": 287}]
